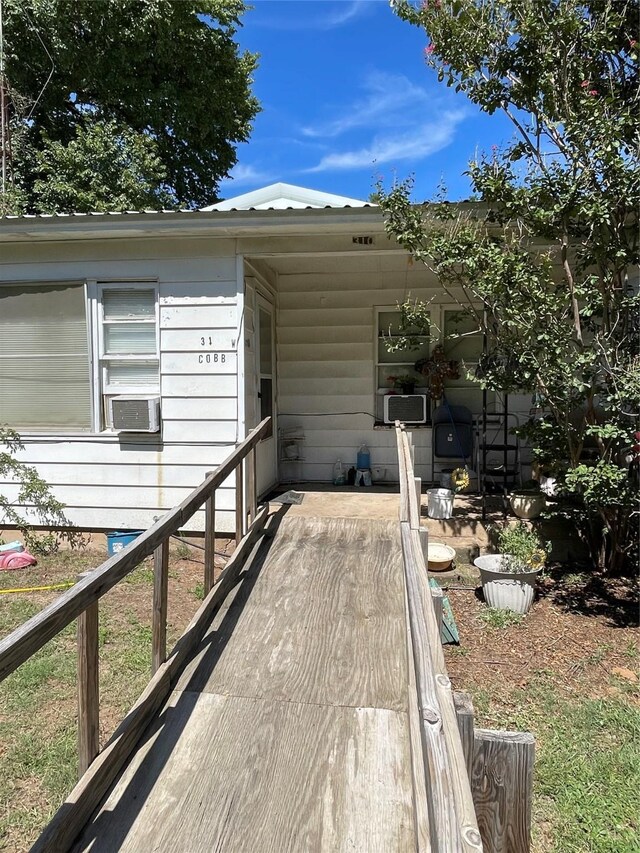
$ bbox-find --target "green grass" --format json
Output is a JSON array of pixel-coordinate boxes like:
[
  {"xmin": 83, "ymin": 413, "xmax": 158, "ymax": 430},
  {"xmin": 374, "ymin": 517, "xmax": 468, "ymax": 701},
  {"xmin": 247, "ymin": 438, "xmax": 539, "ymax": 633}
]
[
  {"xmin": 478, "ymin": 606, "xmax": 524, "ymax": 628},
  {"xmin": 471, "ymin": 683, "xmax": 640, "ymax": 853},
  {"xmin": 123, "ymin": 563, "xmax": 155, "ymax": 585},
  {"xmin": 191, "ymin": 581, "xmax": 205, "ymax": 601},
  {"xmin": 0, "ymin": 602, "xmax": 155, "ymax": 851}
]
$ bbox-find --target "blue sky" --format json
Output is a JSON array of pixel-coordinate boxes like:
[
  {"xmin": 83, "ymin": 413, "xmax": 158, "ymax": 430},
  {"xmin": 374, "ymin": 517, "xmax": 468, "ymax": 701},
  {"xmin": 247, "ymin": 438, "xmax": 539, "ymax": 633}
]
[{"xmin": 219, "ymin": 0, "xmax": 515, "ymax": 203}]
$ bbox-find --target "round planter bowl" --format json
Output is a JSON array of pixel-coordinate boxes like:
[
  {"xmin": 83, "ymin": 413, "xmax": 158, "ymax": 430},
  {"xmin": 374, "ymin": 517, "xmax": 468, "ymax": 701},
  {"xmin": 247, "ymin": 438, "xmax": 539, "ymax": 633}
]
[
  {"xmin": 473, "ymin": 554, "xmax": 541, "ymax": 614},
  {"xmin": 428, "ymin": 542, "xmax": 456, "ymax": 572},
  {"xmin": 510, "ymin": 492, "xmax": 546, "ymax": 519}
]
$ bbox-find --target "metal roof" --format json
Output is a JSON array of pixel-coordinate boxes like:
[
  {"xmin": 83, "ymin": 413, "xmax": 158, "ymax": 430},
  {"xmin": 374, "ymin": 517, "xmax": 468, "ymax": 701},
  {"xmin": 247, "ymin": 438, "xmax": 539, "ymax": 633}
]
[
  {"xmin": 203, "ymin": 182, "xmax": 373, "ymax": 211},
  {"xmin": 0, "ymin": 184, "xmax": 376, "ymax": 221}
]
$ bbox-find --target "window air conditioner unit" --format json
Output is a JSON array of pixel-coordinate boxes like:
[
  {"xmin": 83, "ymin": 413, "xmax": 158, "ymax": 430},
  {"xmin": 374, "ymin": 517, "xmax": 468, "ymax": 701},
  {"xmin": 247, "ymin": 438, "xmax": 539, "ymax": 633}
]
[
  {"xmin": 384, "ymin": 394, "xmax": 428, "ymax": 425},
  {"xmin": 110, "ymin": 396, "xmax": 161, "ymax": 433}
]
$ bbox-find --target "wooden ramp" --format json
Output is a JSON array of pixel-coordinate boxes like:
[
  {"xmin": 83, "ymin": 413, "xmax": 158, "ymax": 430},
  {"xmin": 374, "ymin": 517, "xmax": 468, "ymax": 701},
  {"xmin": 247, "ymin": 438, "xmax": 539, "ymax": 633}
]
[{"xmin": 70, "ymin": 514, "xmax": 417, "ymax": 852}]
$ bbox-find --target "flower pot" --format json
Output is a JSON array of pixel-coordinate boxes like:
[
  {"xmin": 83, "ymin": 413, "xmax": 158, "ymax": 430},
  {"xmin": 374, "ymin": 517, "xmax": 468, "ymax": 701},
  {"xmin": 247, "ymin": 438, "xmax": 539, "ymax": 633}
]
[
  {"xmin": 510, "ymin": 492, "xmax": 546, "ymax": 519},
  {"xmin": 474, "ymin": 554, "xmax": 541, "ymax": 614}
]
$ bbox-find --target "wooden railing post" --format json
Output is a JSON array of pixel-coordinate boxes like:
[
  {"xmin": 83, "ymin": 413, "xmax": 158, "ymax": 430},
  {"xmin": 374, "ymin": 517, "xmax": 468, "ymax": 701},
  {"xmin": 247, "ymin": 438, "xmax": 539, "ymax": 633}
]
[
  {"xmin": 152, "ymin": 539, "xmax": 169, "ymax": 673},
  {"xmin": 0, "ymin": 418, "xmax": 271, "ymax": 687},
  {"xmin": 235, "ymin": 458, "xmax": 244, "ymax": 544},
  {"xmin": 204, "ymin": 475, "xmax": 216, "ymax": 595},
  {"xmin": 472, "ymin": 729, "xmax": 535, "ymax": 853},
  {"xmin": 454, "ymin": 691, "xmax": 475, "ymax": 782},
  {"xmin": 247, "ymin": 446, "xmax": 257, "ymax": 525},
  {"xmin": 77, "ymin": 573, "xmax": 99, "ymax": 777}
]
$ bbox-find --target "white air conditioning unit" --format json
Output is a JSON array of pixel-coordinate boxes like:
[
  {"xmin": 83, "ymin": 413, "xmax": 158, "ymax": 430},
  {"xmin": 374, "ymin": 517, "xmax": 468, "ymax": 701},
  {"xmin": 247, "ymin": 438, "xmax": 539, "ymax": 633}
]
[
  {"xmin": 384, "ymin": 394, "xmax": 428, "ymax": 425},
  {"xmin": 109, "ymin": 396, "xmax": 161, "ymax": 433}
]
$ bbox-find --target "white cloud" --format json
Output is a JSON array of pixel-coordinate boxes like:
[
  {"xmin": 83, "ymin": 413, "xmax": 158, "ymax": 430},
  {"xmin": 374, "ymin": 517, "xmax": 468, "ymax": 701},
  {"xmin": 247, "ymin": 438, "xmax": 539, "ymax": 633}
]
[
  {"xmin": 325, "ymin": 1, "xmax": 367, "ymax": 26},
  {"xmin": 221, "ymin": 163, "xmax": 273, "ymax": 186},
  {"xmin": 251, "ymin": 0, "xmax": 371, "ymax": 32},
  {"xmin": 302, "ymin": 71, "xmax": 434, "ymax": 139},
  {"xmin": 306, "ymin": 112, "xmax": 466, "ymax": 172}
]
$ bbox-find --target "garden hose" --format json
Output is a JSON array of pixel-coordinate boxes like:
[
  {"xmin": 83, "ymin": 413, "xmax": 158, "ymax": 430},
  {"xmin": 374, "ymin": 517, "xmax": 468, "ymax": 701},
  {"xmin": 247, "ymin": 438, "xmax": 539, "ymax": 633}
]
[{"xmin": 0, "ymin": 581, "xmax": 76, "ymax": 595}]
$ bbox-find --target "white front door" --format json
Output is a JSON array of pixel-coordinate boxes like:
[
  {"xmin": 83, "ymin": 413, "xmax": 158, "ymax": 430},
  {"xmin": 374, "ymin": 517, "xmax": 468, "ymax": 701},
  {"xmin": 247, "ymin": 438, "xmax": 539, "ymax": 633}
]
[{"xmin": 256, "ymin": 297, "xmax": 277, "ymax": 495}]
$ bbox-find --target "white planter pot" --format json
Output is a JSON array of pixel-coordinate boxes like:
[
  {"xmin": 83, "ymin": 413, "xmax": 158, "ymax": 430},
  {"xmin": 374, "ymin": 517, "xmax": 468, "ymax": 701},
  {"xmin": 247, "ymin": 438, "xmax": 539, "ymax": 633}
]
[
  {"xmin": 474, "ymin": 554, "xmax": 541, "ymax": 614},
  {"xmin": 509, "ymin": 492, "xmax": 546, "ymax": 519}
]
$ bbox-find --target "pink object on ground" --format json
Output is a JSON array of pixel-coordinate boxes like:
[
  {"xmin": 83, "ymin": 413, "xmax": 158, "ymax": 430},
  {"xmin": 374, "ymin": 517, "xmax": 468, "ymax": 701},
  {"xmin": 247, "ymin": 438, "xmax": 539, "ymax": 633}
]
[{"xmin": 0, "ymin": 552, "xmax": 37, "ymax": 571}]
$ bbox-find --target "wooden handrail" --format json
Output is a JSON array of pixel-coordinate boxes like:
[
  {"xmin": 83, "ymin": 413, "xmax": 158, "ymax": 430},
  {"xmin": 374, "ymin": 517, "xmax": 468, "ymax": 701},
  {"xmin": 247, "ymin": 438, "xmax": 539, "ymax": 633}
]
[
  {"xmin": 0, "ymin": 417, "xmax": 271, "ymax": 684},
  {"xmin": 395, "ymin": 422, "xmax": 483, "ymax": 852}
]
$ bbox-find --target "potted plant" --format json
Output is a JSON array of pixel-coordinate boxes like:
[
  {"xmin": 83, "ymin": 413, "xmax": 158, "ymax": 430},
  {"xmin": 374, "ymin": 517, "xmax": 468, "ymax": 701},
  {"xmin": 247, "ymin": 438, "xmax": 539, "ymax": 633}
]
[
  {"xmin": 387, "ymin": 373, "xmax": 416, "ymax": 394},
  {"xmin": 510, "ymin": 479, "xmax": 546, "ymax": 519},
  {"xmin": 474, "ymin": 522, "xmax": 549, "ymax": 614}
]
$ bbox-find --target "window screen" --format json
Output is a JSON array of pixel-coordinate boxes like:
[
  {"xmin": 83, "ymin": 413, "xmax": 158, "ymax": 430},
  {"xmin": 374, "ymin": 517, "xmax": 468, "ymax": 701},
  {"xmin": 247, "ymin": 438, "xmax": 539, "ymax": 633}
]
[{"xmin": 0, "ymin": 283, "xmax": 91, "ymax": 430}]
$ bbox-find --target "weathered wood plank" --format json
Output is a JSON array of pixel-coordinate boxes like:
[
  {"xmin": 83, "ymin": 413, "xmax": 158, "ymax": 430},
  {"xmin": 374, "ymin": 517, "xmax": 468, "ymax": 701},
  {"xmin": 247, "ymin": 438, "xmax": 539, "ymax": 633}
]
[
  {"xmin": 72, "ymin": 693, "xmax": 416, "ymax": 853},
  {"xmin": 203, "ymin": 489, "xmax": 215, "ymax": 595},
  {"xmin": 414, "ymin": 476, "xmax": 422, "ymax": 530},
  {"xmin": 405, "ymin": 524, "xmax": 482, "ymax": 852},
  {"xmin": 248, "ymin": 446, "xmax": 257, "ymax": 523},
  {"xmin": 431, "ymin": 583, "xmax": 444, "ymax": 640},
  {"xmin": 0, "ymin": 418, "xmax": 271, "ymax": 683},
  {"xmin": 152, "ymin": 539, "xmax": 169, "ymax": 673},
  {"xmin": 397, "ymin": 416, "xmax": 483, "ymax": 853},
  {"xmin": 77, "ymin": 598, "xmax": 99, "ymax": 778},
  {"xmin": 176, "ymin": 516, "xmax": 407, "ymax": 712},
  {"xmin": 32, "ymin": 507, "xmax": 270, "ymax": 853},
  {"xmin": 472, "ymin": 729, "xmax": 535, "ymax": 853},
  {"xmin": 404, "ymin": 581, "xmax": 433, "ymax": 852},
  {"xmin": 401, "ymin": 521, "xmax": 465, "ymax": 851},
  {"xmin": 396, "ymin": 422, "xmax": 410, "ymax": 523},
  {"xmin": 235, "ymin": 460, "xmax": 244, "ymax": 543},
  {"xmin": 454, "ymin": 691, "xmax": 475, "ymax": 782}
]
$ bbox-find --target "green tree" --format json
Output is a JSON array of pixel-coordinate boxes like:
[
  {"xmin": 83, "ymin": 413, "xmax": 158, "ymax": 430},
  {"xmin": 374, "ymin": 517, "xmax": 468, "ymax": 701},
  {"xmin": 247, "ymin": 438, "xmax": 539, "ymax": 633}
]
[
  {"xmin": 382, "ymin": 1, "xmax": 639, "ymax": 572},
  {"xmin": 1, "ymin": 0, "xmax": 259, "ymax": 213},
  {"xmin": 0, "ymin": 427, "xmax": 81, "ymax": 553}
]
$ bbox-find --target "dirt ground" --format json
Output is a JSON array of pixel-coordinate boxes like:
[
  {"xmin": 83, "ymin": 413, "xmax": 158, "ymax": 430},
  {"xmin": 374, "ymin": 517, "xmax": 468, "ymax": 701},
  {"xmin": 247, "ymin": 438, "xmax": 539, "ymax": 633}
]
[{"xmin": 442, "ymin": 565, "xmax": 639, "ymax": 706}]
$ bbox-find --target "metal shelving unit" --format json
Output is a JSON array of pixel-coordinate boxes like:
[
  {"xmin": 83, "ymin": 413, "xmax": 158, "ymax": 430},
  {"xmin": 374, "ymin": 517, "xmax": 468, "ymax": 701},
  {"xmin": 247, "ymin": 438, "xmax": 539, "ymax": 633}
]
[{"xmin": 477, "ymin": 391, "xmax": 521, "ymax": 519}]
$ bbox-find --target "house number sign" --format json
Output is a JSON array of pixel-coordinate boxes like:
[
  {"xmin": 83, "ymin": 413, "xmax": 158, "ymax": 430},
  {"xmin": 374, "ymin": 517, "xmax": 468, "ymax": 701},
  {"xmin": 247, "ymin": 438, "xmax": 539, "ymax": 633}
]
[{"xmin": 198, "ymin": 353, "xmax": 226, "ymax": 364}]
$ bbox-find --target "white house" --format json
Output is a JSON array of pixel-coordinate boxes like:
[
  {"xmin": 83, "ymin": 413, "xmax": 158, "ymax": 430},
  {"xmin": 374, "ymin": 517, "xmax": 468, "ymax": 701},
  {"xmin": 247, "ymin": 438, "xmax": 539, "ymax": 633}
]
[{"xmin": 0, "ymin": 183, "xmax": 522, "ymax": 534}]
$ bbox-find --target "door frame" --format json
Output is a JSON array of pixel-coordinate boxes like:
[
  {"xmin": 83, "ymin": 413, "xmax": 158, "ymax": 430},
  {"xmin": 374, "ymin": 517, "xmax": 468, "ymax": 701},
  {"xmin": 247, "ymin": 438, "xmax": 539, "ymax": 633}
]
[{"xmin": 255, "ymin": 293, "xmax": 277, "ymax": 495}]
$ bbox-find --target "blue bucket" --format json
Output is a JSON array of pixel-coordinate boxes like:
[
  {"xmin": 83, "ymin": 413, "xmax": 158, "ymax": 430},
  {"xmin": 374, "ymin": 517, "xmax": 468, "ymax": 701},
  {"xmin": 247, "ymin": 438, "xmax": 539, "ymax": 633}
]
[{"xmin": 107, "ymin": 530, "xmax": 143, "ymax": 556}]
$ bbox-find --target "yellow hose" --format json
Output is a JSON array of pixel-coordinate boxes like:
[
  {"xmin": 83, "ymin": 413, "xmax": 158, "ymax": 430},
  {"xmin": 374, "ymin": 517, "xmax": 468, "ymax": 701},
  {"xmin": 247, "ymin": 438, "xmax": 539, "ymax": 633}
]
[{"xmin": 0, "ymin": 581, "xmax": 76, "ymax": 595}]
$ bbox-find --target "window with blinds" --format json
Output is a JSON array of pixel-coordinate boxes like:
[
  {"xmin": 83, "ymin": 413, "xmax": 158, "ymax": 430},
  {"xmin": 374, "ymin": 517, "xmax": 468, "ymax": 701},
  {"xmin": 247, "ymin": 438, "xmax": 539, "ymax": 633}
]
[
  {"xmin": 99, "ymin": 285, "xmax": 159, "ymax": 425},
  {"xmin": 0, "ymin": 283, "xmax": 91, "ymax": 430}
]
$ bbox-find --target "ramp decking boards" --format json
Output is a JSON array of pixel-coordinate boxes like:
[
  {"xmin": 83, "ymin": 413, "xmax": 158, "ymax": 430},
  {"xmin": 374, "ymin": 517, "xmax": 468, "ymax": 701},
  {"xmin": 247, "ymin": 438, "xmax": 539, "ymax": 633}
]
[
  {"xmin": 71, "ymin": 516, "xmax": 417, "ymax": 852},
  {"xmin": 177, "ymin": 516, "xmax": 407, "ymax": 710}
]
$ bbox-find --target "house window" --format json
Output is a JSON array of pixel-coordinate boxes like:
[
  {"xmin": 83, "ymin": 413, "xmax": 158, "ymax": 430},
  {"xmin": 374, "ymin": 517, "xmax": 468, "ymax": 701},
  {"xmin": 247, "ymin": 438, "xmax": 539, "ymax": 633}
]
[
  {"xmin": 0, "ymin": 282, "xmax": 91, "ymax": 430},
  {"xmin": 442, "ymin": 308, "xmax": 483, "ymax": 361},
  {"xmin": 98, "ymin": 284, "xmax": 159, "ymax": 428},
  {"xmin": 375, "ymin": 307, "xmax": 430, "ymax": 422}
]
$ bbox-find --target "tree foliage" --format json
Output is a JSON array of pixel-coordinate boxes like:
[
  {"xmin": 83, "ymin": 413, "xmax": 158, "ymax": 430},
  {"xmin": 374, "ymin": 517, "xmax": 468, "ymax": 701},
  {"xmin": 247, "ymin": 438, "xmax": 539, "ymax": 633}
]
[
  {"xmin": 0, "ymin": 427, "xmax": 82, "ymax": 553},
  {"xmin": 1, "ymin": 0, "xmax": 259, "ymax": 212},
  {"xmin": 383, "ymin": 0, "xmax": 639, "ymax": 572}
]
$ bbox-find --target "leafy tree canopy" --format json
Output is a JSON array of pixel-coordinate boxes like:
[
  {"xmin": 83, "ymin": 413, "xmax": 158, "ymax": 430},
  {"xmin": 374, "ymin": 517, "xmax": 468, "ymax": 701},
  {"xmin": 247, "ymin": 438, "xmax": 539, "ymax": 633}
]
[
  {"xmin": 1, "ymin": 0, "xmax": 259, "ymax": 212},
  {"xmin": 383, "ymin": 1, "xmax": 639, "ymax": 572}
]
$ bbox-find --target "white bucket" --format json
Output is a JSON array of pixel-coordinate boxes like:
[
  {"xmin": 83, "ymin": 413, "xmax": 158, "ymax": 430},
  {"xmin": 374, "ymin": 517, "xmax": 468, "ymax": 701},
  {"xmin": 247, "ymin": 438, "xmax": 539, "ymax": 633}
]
[{"xmin": 427, "ymin": 488, "xmax": 454, "ymax": 519}]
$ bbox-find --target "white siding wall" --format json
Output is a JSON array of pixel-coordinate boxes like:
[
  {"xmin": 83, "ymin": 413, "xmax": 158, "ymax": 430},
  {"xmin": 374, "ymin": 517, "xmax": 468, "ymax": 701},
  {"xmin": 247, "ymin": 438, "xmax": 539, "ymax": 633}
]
[
  {"xmin": 0, "ymin": 237, "xmax": 241, "ymax": 533},
  {"xmin": 275, "ymin": 265, "xmax": 532, "ymax": 483},
  {"xmin": 277, "ymin": 267, "xmax": 433, "ymax": 483}
]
